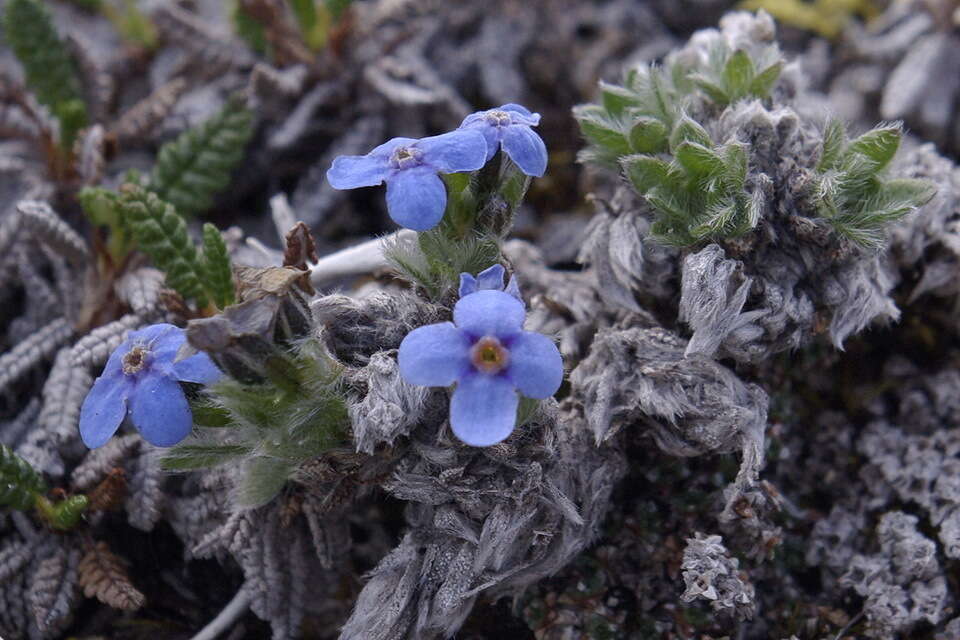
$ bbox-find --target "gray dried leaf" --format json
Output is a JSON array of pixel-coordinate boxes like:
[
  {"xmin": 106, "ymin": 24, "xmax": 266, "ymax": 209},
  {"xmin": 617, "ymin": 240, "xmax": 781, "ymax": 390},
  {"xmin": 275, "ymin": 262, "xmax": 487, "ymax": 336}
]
[
  {"xmin": 71, "ymin": 434, "xmax": 141, "ymax": 491},
  {"xmin": 70, "ymin": 315, "xmax": 143, "ymax": 370},
  {"xmin": 112, "ymin": 77, "xmax": 189, "ymax": 144},
  {"xmin": 16, "ymin": 201, "xmax": 89, "ymax": 268},
  {"xmin": 114, "ymin": 267, "xmax": 165, "ymax": 318},
  {"xmin": 125, "ymin": 448, "xmax": 165, "ymax": 532},
  {"xmin": 680, "ymin": 533, "xmax": 755, "ymax": 619},
  {"xmin": 0, "ymin": 317, "xmax": 72, "ymax": 394},
  {"xmin": 28, "ymin": 545, "xmax": 80, "ymax": 635}
]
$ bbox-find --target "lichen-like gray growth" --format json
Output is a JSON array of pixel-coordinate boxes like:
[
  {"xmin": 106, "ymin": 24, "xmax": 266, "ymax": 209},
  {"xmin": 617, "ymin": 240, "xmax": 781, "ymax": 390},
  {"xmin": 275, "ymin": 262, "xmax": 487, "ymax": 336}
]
[{"xmin": 680, "ymin": 533, "xmax": 756, "ymax": 619}]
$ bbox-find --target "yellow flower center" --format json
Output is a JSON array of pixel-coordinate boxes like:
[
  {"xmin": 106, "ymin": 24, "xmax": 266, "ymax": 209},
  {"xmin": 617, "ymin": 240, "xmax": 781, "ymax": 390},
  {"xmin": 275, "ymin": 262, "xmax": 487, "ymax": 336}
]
[{"xmin": 470, "ymin": 336, "xmax": 509, "ymax": 374}]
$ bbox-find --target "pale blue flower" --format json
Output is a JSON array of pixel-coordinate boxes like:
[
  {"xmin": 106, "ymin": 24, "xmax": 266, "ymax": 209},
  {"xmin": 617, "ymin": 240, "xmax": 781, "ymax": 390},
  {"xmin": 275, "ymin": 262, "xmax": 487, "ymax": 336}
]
[
  {"xmin": 326, "ymin": 130, "xmax": 488, "ymax": 231},
  {"xmin": 459, "ymin": 103, "xmax": 548, "ymax": 177},
  {"xmin": 79, "ymin": 324, "xmax": 221, "ymax": 448},
  {"xmin": 398, "ymin": 283, "xmax": 563, "ymax": 447},
  {"xmin": 458, "ymin": 264, "xmax": 521, "ymax": 301}
]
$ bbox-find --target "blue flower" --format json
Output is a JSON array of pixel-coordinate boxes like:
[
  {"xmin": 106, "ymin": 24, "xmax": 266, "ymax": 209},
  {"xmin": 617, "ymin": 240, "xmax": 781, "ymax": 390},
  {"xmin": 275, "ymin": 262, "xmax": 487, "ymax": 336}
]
[
  {"xmin": 458, "ymin": 103, "xmax": 548, "ymax": 177},
  {"xmin": 79, "ymin": 324, "xmax": 222, "ymax": 448},
  {"xmin": 458, "ymin": 264, "xmax": 522, "ymax": 301},
  {"xmin": 398, "ymin": 284, "xmax": 563, "ymax": 446},
  {"xmin": 326, "ymin": 130, "xmax": 488, "ymax": 231}
]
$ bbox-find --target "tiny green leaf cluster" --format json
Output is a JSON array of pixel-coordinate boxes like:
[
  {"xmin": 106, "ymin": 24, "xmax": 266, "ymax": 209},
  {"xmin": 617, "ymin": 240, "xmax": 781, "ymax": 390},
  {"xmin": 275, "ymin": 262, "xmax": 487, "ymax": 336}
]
[
  {"xmin": 688, "ymin": 42, "xmax": 783, "ymax": 108},
  {"xmin": 161, "ymin": 338, "xmax": 350, "ymax": 508},
  {"xmin": 149, "ymin": 96, "xmax": 254, "ymax": 218},
  {"xmin": 3, "ymin": 0, "xmax": 88, "ymax": 149},
  {"xmin": 812, "ymin": 121, "xmax": 936, "ymax": 249},
  {"xmin": 0, "ymin": 444, "xmax": 48, "ymax": 511},
  {"xmin": 623, "ymin": 117, "xmax": 761, "ymax": 246},
  {"xmin": 386, "ymin": 153, "xmax": 531, "ymax": 300},
  {"xmin": 117, "ymin": 185, "xmax": 235, "ymax": 309}
]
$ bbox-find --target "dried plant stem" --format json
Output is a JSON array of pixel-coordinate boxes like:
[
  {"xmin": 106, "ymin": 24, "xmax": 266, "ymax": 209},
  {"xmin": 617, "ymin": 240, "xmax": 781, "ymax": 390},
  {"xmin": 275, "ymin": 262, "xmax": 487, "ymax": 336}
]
[
  {"xmin": 190, "ymin": 586, "xmax": 252, "ymax": 640},
  {"xmin": 309, "ymin": 229, "xmax": 416, "ymax": 286}
]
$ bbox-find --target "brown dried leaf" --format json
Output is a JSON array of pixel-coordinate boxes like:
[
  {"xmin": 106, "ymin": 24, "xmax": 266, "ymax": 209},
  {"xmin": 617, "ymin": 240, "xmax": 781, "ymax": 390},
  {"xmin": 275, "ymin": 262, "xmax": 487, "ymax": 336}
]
[
  {"xmin": 78, "ymin": 541, "xmax": 145, "ymax": 611},
  {"xmin": 112, "ymin": 78, "xmax": 188, "ymax": 144},
  {"xmin": 282, "ymin": 221, "xmax": 318, "ymax": 271},
  {"xmin": 86, "ymin": 468, "xmax": 127, "ymax": 512}
]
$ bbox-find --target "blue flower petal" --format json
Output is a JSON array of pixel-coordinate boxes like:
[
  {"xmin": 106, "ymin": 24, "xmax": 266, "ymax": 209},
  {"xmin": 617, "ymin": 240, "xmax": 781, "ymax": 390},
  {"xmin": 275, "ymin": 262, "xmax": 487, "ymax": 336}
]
[
  {"xmin": 459, "ymin": 112, "xmax": 485, "ymax": 128},
  {"xmin": 141, "ymin": 324, "xmax": 184, "ymax": 360},
  {"xmin": 459, "ymin": 118, "xmax": 500, "ymax": 162},
  {"xmin": 173, "ymin": 352, "xmax": 222, "ymax": 385},
  {"xmin": 450, "ymin": 373, "xmax": 519, "ymax": 446},
  {"xmin": 398, "ymin": 322, "xmax": 471, "ymax": 386},
  {"xmin": 502, "ymin": 125, "xmax": 548, "ymax": 177},
  {"xmin": 385, "ymin": 166, "xmax": 447, "ymax": 231},
  {"xmin": 500, "ymin": 103, "xmax": 534, "ymax": 118},
  {"xmin": 458, "ymin": 273, "xmax": 478, "ymax": 298},
  {"xmin": 417, "ymin": 130, "xmax": 488, "ymax": 173},
  {"xmin": 501, "ymin": 103, "xmax": 541, "ymax": 126},
  {"xmin": 130, "ymin": 371, "xmax": 193, "ymax": 447},
  {"xmin": 453, "ymin": 289, "xmax": 525, "ymax": 339},
  {"xmin": 476, "ymin": 264, "xmax": 505, "ymax": 291},
  {"xmin": 327, "ymin": 154, "xmax": 390, "ymax": 190},
  {"xmin": 505, "ymin": 331, "xmax": 563, "ymax": 399},
  {"xmin": 504, "ymin": 275, "xmax": 523, "ymax": 302},
  {"xmin": 79, "ymin": 371, "xmax": 133, "ymax": 448}
]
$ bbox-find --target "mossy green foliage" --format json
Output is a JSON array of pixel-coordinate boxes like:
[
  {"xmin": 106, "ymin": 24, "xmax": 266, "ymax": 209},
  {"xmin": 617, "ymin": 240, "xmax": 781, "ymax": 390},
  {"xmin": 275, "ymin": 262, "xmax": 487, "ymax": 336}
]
[
  {"xmin": 812, "ymin": 121, "xmax": 936, "ymax": 249},
  {"xmin": 739, "ymin": 0, "xmax": 880, "ymax": 40},
  {"xmin": 384, "ymin": 154, "xmax": 530, "ymax": 301},
  {"xmin": 101, "ymin": 0, "xmax": 158, "ymax": 49},
  {"xmin": 3, "ymin": 0, "xmax": 88, "ymax": 149},
  {"xmin": 161, "ymin": 338, "xmax": 350, "ymax": 508},
  {"xmin": 149, "ymin": 96, "xmax": 254, "ymax": 218},
  {"xmin": 622, "ymin": 116, "xmax": 761, "ymax": 246},
  {"xmin": 0, "ymin": 444, "xmax": 48, "ymax": 512},
  {"xmin": 119, "ymin": 185, "xmax": 210, "ymax": 307},
  {"xmin": 201, "ymin": 223, "xmax": 236, "ymax": 309},
  {"xmin": 35, "ymin": 495, "xmax": 89, "ymax": 531},
  {"xmin": 85, "ymin": 183, "xmax": 235, "ymax": 307}
]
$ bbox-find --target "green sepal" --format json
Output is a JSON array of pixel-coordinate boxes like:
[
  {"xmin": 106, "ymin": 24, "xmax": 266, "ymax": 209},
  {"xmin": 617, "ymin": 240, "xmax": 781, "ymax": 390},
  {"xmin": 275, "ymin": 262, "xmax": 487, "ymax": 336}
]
[{"xmin": 161, "ymin": 444, "xmax": 253, "ymax": 471}]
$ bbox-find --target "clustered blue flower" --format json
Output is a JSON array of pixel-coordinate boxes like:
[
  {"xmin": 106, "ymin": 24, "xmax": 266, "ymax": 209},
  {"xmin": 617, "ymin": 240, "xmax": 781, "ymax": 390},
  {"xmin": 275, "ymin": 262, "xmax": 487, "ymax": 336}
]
[
  {"xmin": 327, "ymin": 104, "xmax": 547, "ymax": 232},
  {"xmin": 398, "ymin": 267, "xmax": 563, "ymax": 447},
  {"xmin": 79, "ymin": 324, "xmax": 222, "ymax": 448}
]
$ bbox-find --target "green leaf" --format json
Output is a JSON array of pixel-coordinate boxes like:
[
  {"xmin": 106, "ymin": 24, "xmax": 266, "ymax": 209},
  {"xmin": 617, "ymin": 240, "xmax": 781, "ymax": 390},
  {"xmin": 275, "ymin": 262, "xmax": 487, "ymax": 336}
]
[
  {"xmin": 3, "ymin": 0, "xmax": 87, "ymax": 147},
  {"xmin": 231, "ymin": 0, "xmax": 269, "ymax": 56},
  {"xmin": 200, "ymin": 223, "xmax": 235, "ymax": 309},
  {"xmin": 149, "ymin": 95, "xmax": 255, "ymax": 218},
  {"xmin": 846, "ymin": 125, "xmax": 902, "ymax": 172},
  {"xmin": 600, "ymin": 81, "xmax": 641, "ymax": 117},
  {"xmin": 236, "ymin": 456, "xmax": 293, "ymax": 508},
  {"xmin": 668, "ymin": 116, "xmax": 712, "ymax": 153},
  {"xmin": 722, "ymin": 50, "xmax": 755, "ymax": 101},
  {"xmin": 0, "ymin": 444, "xmax": 47, "ymax": 511},
  {"xmin": 876, "ymin": 178, "xmax": 936, "ymax": 207},
  {"xmin": 749, "ymin": 61, "xmax": 783, "ymax": 98},
  {"xmin": 119, "ymin": 184, "xmax": 208, "ymax": 307},
  {"xmin": 691, "ymin": 75, "xmax": 730, "ymax": 106},
  {"xmin": 161, "ymin": 444, "xmax": 253, "ymax": 471},
  {"xmin": 80, "ymin": 187, "xmax": 133, "ymax": 262},
  {"xmin": 628, "ymin": 117, "xmax": 668, "ymax": 153},
  {"xmin": 573, "ymin": 105, "xmax": 630, "ymax": 156},
  {"xmin": 622, "ymin": 154, "xmax": 673, "ymax": 194},
  {"xmin": 817, "ymin": 119, "xmax": 847, "ymax": 172},
  {"xmin": 36, "ymin": 495, "xmax": 88, "ymax": 531},
  {"xmin": 674, "ymin": 142, "xmax": 725, "ymax": 177},
  {"xmin": 325, "ymin": 0, "xmax": 352, "ymax": 20}
]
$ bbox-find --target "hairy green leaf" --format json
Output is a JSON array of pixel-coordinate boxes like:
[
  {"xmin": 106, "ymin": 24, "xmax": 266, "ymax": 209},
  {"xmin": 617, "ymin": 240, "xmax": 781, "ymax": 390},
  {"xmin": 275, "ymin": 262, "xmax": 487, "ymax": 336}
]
[
  {"xmin": 722, "ymin": 49, "xmax": 754, "ymax": 100},
  {"xmin": 628, "ymin": 117, "xmax": 668, "ymax": 153},
  {"xmin": 750, "ymin": 61, "xmax": 783, "ymax": 98},
  {"xmin": 573, "ymin": 105, "xmax": 631, "ymax": 156},
  {"xmin": 817, "ymin": 119, "xmax": 847, "ymax": 172},
  {"xmin": 846, "ymin": 124, "xmax": 901, "ymax": 172},
  {"xmin": 161, "ymin": 444, "xmax": 253, "ymax": 471},
  {"xmin": 149, "ymin": 96, "xmax": 255, "ymax": 218},
  {"xmin": 668, "ymin": 115, "xmax": 712, "ymax": 152}
]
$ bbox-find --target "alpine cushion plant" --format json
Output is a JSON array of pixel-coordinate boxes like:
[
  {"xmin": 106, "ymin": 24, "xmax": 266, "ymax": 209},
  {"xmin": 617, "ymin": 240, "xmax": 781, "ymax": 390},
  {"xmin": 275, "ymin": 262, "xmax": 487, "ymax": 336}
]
[
  {"xmin": 326, "ymin": 129, "xmax": 487, "ymax": 231},
  {"xmin": 398, "ymin": 275, "xmax": 563, "ymax": 446},
  {"xmin": 459, "ymin": 103, "xmax": 548, "ymax": 177},
  {"xmin": 79, "ymin": 324, "xmax": 222, "ymax": 448}
]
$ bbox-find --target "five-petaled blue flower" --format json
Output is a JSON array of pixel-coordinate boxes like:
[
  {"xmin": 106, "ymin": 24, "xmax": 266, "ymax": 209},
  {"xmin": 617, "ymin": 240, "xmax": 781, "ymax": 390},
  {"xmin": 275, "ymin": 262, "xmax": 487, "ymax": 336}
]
[
  {"xmin": 326, "ymin": 130, "xmax": 487, "ymax": 231},
  {"xmin": 79, "ymin": 324, "xmax": 222, "ymax": 449},
  {"xmin": 398, "ymin": 278, "xmax": 563, "ymax": 447},
  {"xmin": 459, "ymin": 103, "xmax": 548, "ymax": 177}
]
